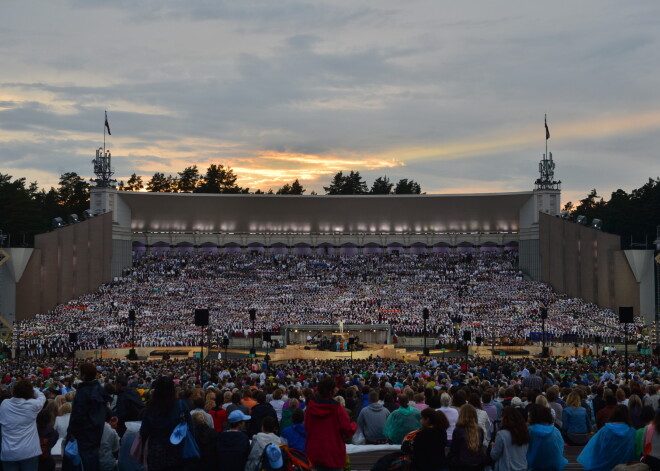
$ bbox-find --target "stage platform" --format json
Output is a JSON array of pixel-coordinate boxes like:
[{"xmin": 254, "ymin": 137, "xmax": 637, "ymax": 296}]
[
  {"xmin": 73, "ymin": 342, "xmax": 589, "ymax": 361},
  {"xmin": 268, "ymin": 343, "xmax": 407, "ymax": 361}
]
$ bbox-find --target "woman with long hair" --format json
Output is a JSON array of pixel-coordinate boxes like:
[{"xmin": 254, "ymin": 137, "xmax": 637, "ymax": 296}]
[
  {"xmin": 448, "ymin": 404, "xmax": 488, "ymax": 471},
  {"xmin": 401, "ymin": 408, "xmax": 449, "ymax": 471},
  {"xmin": 468, "ymin": 393, "xmax": 492, "ymax": 444},
  {"xmin": 527, "ymin": 404, "xmax": 567, "ymax": 471},
  {"xmin": 140, "ymin": 376, "xmax": 193, "ymax": 471},
  {"xmin": 577, "ymin": 405, "xmax": 636, "ymax": 471},
  {"xmin": 561, "ymin": 391, "xmax": 590, "ymax": 445},
  {"xmin": 490, "ymin": 406, "xmax": 529, "ymax": 471}
]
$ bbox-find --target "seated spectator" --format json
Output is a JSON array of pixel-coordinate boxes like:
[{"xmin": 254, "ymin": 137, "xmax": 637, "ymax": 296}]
[
  {"xmin": 245, "ymin": 416, "xmax": 281, "ymax": 471},
  {"xmin": 357, "ymin": 390, "xmax": 390, "ymax": 444},
  {"xmin": 402, "ymin": 408, "xmax": 449, "ymax": 471},
  {"xmin": 191, "ymin": 411, "xmax": 219, "ymax": 471},
  {"xmin": 490, "ymin": 406, "xmax": 529, "ymax": 471},
  {"xmin": 383, "ymin": 395, "xmax": 422, "ymax": 445},
  {"xmin": 578, "ymin": 405, "xmax": 636, "ymax": 471},
  {"xmin": 217, "ymin": 410, "xmax": 251, "ymax": 471},
  {"xmin": 281, "ymin": 409, "xmax": 306, "ymax": 452},
  {"xmin": 527, "ymin": 404, "xmax": 567, "ymax": 471}
]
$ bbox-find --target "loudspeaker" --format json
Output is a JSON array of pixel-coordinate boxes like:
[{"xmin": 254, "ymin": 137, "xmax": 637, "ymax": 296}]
[
  {"xmin": 349, "ymin": 337, "xmax": 356, "ymax": 345},
  {"xmin": 654, "ymin": 346, "xmax": 660, "ymax": 356},
  {"xmin": 194, "ymin": 309, "xmax": 209, "ymax": 326},
  {"xmin": 423, "ymin": 308, "xmax": 429, "ymax": 320},
  {"xmin": 423, "ymin": 347, "xmax": 430, "ymax": 356},
  {"xmin": 619, "ymin": 306, "xmax": 633, "ymax": 323},
  {"xmin": 98, "ymin": 337, "xmax": 105, "ymax": 346},
  {"xmin": 249, "ymin": 308, "xmax": 256, "ymax": 321},
  {"xmin": 262, "ymin": 332, "xmax": 272, "ymax": 342},
  {"xmin": 476, "ymin": 336, "xmax": 483, "ymax": 346},
  {"xmin": 595, "ymin": 336, "xmax": 602, "ymax": 344},
  {"xmin": 463, "ymin": 331, "xmax": 472, "ymax": 342},
  {"xmin": 128, "ymin": 310, "xmax": 136, "ymax": 323},
  {"xmin": 541, "ymin": 346, "xmax": 550, "ymax": 358},
  {"xmin": 540, "ymin": 307, "xmax": 548, "ymax": 320},
  {"xmin": 69, "ymin": 333, "xmax": 78, "ymax": 343},
  {"xmin": 250, "ymin": 348, "xmax": 257, "ymax": 355}
]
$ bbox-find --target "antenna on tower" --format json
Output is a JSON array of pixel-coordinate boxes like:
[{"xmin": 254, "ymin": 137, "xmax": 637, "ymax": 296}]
[
  {"xmin": 92, "ymin": 110, "xmax": 117, "ymax": 188},
  {"xmin": 535, "ymin": 114, "xmax": 561, "ymax": 190}
]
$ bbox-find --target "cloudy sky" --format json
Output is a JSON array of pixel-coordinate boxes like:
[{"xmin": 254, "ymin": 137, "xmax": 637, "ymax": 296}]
[{"xmin": 1, "ymin": 1, "xmax": 659, "ymax": 204}]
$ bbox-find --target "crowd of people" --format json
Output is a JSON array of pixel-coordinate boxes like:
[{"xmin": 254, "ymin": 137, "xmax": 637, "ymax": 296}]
[
  {"xmin": 1, "ymin": 353, "xmax": 660, "ymax": 470},
  {"xmin": 12, "ymin": 253, "xmax": 642, "ymax": 355}
]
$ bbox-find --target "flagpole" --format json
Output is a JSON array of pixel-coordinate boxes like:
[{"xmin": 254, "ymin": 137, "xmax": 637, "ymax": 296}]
[
  {"xmin": 104, "ymin": 109, "xmax": 106, "ymax": 153},
  {"xmin": 545, "ymin": 114, "xmax": 548, "ymax": 160}
]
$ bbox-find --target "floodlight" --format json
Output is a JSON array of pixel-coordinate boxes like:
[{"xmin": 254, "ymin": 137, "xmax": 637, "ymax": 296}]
[
  {"xmin": 576, "ymin": 215, "xmax": 588, "ymax": 225},
  {"xmin": 591, "ymin": 219, "xmax": 603, "ymax": 230}
]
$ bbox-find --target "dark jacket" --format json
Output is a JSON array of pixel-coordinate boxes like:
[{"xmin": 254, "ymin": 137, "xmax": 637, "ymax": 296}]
[
  {"xmin": 217, "ymin": 430, "xmax": 251, "ymax": 471},
  {"xmin": 140, "ymin": 400, "xmax": 192, "ymax": 471},
  {"xmin": 304, "ymin": 399, "xmax": 357, "ymax": 469},
  {"xmin": 114, "ymin": 387, "xmax": 145, "ymax": 437},
  {"xmin": 449, "ymin": 426, "xmax": 487, "ymax": 470},
  {"xmin": 403, "ymin": 427, "xmax": 447, "ymax": 471},
  {"xmin": 248, "ymin": 402, "xmax": 278, "ymax": 438},
  {"xmin": 68, "ymin": 380, "xmax": 111, "ymax": 450},
  {"xmin": 193, "ymin": 423, "xmax": 218, "ymax": 471},
  {"xmin": 38, "ymin": 424, "xmax": 59, "ymax": 471}
]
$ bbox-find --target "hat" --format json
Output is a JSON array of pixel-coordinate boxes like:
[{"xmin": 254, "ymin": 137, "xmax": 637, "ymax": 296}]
[
  {"xmin": 228, "ymin": 410, "xmax": 251, "ymax": 423},
  {"xmin": 266, "ymin": 444, "xmax": 283, "ymax": 469},
  {"xmin": 511, "ymin": 397, "xmax": 522, "ymax": 408}
]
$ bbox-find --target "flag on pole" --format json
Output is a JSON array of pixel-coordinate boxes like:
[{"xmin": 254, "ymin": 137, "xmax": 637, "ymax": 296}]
[
  {"xmin": 105, "ymin": 111, "xmax": 111, "ymax": 135},
  {"xmin": 545, "ymin": 115, "xmax": 550, "ymax": 140}
]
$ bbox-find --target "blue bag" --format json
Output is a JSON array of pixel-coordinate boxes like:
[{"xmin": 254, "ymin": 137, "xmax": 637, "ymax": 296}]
[
  {"xmin": 64, "ymin": 439, "xmax": 81, "ymax": 466},
  {"xmin": 170, "ymin": 400, "xmax": 200, "ymax": 460}
]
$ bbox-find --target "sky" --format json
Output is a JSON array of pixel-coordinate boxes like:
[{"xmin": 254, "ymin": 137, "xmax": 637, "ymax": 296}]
[{"xmin": 1, "ymin": 1, "xmax": 659, "ymax": 205}]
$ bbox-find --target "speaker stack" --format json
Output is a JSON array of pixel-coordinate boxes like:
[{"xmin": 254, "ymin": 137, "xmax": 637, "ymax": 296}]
[{"xmin": 194, "ymin": 309, "xmax": 209, "ymax": 326}]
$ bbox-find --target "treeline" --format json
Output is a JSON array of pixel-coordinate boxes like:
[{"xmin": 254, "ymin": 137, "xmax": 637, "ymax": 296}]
[
  {"xmin": 0, "ymin": 172, "xmax": 90, "ymax": 246},
  {"xmin": 0, "ymin": 166, "xmax": 422, "ymax": 246},
  {"xmin": 563, "ymin": 177, "xmax": 660, "ymax": 249},
  {"xmin": 119, "ymin": 165, "xmax": 422, "ymax": 195}
]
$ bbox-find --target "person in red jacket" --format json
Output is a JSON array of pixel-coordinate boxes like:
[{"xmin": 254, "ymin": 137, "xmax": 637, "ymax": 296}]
[{"xmin": 305, "ymin": 378, "xmax": 357, "ymax": 471}]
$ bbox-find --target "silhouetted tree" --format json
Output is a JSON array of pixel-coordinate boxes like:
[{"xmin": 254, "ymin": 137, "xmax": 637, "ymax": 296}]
[
  {"xmin": 146, "ymin": 172, "xmax": 176, "ymax": 192},
  {"xmin": 196, "ymin": 164, "xmax": 243, "ymax": 193},
  {"xmin": 124, "ymin": 173, "xmax": 144, "ymax": 191},
  {"xmin": 177, "ymin": 165, "xmax": 200, "ymax": 193},
  {"xmin": 277, "ymin": 179, "xmax": 306, "ymax": 195},
  {"xmin": 394, "ymin": 179, "xmax": 421, "ymax": 194},
  {"xmin": 371, "ymin": 176, "xmax": 394, "ymax": 194}
]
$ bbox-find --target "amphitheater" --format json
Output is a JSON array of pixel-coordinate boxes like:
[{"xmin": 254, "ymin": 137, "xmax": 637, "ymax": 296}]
[{"xmin": 0, "ymin": 150, "xmax": 656, "ymax": 360}]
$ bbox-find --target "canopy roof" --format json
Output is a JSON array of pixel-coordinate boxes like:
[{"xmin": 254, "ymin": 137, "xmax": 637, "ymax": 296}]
[{"xmin": 118, "ymin": 191, "xmax": 533, "ymax": 234}]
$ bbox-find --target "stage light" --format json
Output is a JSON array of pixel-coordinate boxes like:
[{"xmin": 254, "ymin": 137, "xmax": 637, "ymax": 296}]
[
  {"xmin": 576, "ymin": 215, "xmax": 588, "ymax": 225},
  {"xmin": 591, "ymin": 219, "xmax": 603, "ymax": 230},
  {"xmin": 52, "ymin": 217, "xmax": 66, "ymax": 228},
  {"xmin": 68, "ymin": 214, "xmax": 79, "ymax": 224}
]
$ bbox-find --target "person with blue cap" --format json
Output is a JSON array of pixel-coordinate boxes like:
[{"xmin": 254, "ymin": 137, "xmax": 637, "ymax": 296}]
[
  {"xmin": 217, "ymin": 410, "xmax": 251, "ymax": 471},
  {"xmin": 245, "ymin": 416, "xmax": 282, "ymax": 471}
]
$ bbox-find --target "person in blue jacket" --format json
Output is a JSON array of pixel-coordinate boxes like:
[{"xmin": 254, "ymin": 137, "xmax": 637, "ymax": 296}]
[
  {"xmin": 526, "ymin": 404, "xmax": 567, "ymax": 471},
  {"xmin": 577, "ymin": 405, "xmax": 636, "ymax": 471},
  {"xmin": 281, "ymin": 408, "xmax": 306, "ymax": 452},
  {"xmin": 561, "ymin": 391, "xmax": 590, "ymax": 445}
]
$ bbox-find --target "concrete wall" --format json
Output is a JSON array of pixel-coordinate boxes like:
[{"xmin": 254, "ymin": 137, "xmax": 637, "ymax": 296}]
[
  {"xmin": 539, "ymin": 213, "xmax": 646, "ymax": 319},
  {"xmin": 15, "ymin": 213, "xmax": 113, "ymax": 320}
]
